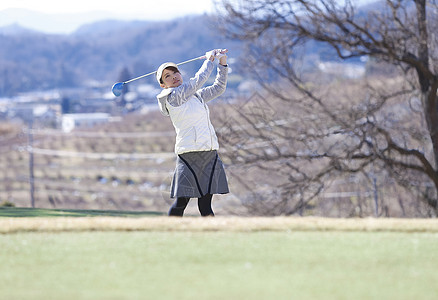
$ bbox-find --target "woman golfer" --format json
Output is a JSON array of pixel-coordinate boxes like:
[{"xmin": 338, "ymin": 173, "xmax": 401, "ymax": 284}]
[{"xmin": 156, "ymin": 49, "xmax": 229, "ymax": 217}]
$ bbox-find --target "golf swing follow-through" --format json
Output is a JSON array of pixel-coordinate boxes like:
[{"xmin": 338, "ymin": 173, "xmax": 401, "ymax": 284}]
[
  {"xmin": 112, "ymin": 49, "xmax": 230, "ymax": 217},
  {"xmin": 157, "ymin": 48, "xmax": 229, "ymax": 217}
]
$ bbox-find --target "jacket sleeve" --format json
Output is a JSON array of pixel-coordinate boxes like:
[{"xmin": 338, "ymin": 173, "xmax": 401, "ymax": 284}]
[
  {"xmin": 166, "ymin": 60, "xmax": 215, "ymax": 107},
  {"xmin": 196, "ymin": 64, "xmax": 228, "ymax": 103}
]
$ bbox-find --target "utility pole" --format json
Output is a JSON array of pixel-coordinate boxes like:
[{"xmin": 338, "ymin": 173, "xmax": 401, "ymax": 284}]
[
  {"xmin": 373, "ymin": 177, "xmax": 378, "ymax": 217},
  {"xmin": 27, "ymin": 119, "xmax": 35, "ymax": 208}
]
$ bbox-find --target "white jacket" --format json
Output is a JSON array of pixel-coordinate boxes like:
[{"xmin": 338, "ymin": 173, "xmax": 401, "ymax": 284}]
[{"xmin": 156, "ymin": 60, "xmax": 228, "ymax": 154}]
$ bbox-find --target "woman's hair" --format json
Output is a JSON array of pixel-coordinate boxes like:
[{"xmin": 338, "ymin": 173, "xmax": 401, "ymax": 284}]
[{"xmin": 160, "ymin": 66, "xmax": 180, "ymax": 84}]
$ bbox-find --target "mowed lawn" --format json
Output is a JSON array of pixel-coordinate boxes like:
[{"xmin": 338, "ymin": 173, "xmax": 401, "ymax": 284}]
[{"xmin": 1, "ymin": 208, "xmax": 438, "ymax": 299}]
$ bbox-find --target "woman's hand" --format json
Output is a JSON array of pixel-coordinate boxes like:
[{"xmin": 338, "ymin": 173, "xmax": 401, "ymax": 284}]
[
  {"xmin": 219, "ymin": 54, "xmax": 227, "ymax": 66},
  {"xmin": 205, "ymin": 50, "xmax": 216, "ymax": 62},
  {"xmin": 215, "ymin": 49, "xmax": 228, "ymax": 66},
  {"xmin": 205, "ymin": 49, "xmax": 228, "ymax": 63}
]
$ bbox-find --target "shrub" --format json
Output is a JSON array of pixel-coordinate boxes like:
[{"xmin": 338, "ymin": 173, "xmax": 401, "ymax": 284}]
[{"xmin": 0, "ymin": 200, "xmax": 15, "ymax": 207}]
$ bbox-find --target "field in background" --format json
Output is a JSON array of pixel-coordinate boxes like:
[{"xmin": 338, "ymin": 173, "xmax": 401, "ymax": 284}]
[
  {"xmin": 1, "ymin": 210, "xmax": 438, "ymax": 299},
  {"xmin": 2, "ymin": 91, "xmax": 434, "ymax": 218},
  {"xmin": 0, "ymin": 112, "xmax": 179, "ymax": 211},
  {"xmin": 0, "ymin": 110, "xmax": 241, "ymax": 215}
]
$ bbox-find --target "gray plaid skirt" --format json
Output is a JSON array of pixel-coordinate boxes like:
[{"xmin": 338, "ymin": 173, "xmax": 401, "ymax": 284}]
[{"xmin": 170, "ymin": 150, "xmax": 229, "ymax": 198}]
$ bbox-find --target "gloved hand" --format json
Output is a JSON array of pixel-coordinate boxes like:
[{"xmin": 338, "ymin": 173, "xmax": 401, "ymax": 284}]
[
  {"xmin": 205, "ymin": 49, "xmax": 228, "ymax": 61},
  {"xmin": 215, "ymin": 49, "xmax": 228, "ymax": 59},
  {"xmin": 205, "ymin": 50, "xmax": 216, "ymax": 61}
]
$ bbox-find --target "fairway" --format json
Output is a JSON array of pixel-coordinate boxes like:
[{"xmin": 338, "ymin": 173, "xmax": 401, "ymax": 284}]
[
  {"xmin": 1, "ymin": 209, "xmax": 438, "ymax": 299},
  {"xmin": 2, "ymin": 230, "xmax": 438, "ymax": 299}
]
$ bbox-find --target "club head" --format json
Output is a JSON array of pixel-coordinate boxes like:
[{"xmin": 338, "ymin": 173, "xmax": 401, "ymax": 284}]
[{"xmin": 111, "ymin": 82, "xmax": 124, "ymax": 97}]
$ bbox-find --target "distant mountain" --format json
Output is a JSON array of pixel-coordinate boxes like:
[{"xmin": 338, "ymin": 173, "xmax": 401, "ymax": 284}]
[
  {"xmin": 0, "ymin": 23, "xmax": 39, "ymax": 35},
  {"xmin": 0, "ymin": 2, "xmax": 379, "ymax": 98},
  {"xmin": 0, "ymin": 8, "xmax": 123, "ymax": 34},
  {"xmin": 0, "ymin": 14, "xmax": 243, "ymax": 97},
  {"xmin": 73, "ymin": 20, "xmax": 153, "ymax": 37}
]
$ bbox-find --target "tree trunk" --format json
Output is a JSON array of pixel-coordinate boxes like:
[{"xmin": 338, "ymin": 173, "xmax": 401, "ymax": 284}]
[{"xmin": 424, "ymin": 91, "xmax": 438, "ymax": 170}]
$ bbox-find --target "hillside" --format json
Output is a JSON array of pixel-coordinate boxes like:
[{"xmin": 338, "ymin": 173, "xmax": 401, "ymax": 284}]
[
  {"xmin": 0, "ymin": 14, "xmax": 243, "ymax": 97},
  {"xmin": 0, "ymin": 7, "xmax": 384, "ymax": 98}
]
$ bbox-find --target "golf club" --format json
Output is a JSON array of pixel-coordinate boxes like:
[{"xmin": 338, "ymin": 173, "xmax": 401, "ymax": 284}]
[{"xmin": 111, "ymin": 55, "xmax": 206, "ymax": 97}]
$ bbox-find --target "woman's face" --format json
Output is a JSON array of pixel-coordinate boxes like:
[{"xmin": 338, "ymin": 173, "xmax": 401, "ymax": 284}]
[{"xmin": 161, "ymin": 68, "xmax": 183, "ymax": 88}]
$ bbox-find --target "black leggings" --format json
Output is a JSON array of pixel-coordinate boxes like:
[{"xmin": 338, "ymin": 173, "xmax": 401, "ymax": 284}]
[{"xmin": 168, "ymin": 194, "xmax": 214, "ymax": 217}]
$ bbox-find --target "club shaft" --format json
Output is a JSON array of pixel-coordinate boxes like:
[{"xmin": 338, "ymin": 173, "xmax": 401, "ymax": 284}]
[{"xmin": 123, "ymin": 55, "xmax": 205, "ymax": 84}]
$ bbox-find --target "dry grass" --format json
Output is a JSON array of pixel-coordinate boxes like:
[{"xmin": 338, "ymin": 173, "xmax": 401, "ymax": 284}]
[{"xmin": 1, "ymin": 216, "xmax": 438, "ymax": 234}]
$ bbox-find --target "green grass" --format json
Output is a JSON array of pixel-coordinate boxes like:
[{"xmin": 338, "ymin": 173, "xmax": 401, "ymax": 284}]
[
  {"xmin": 1, "ymin": 209, "xmax": 438, "ymax": 299},
  {"xmin": 1, "ymin": 228, "xmax": 438, "ymax": 299},
  {"xmin": 0, "ymin": 207, "xmax": 164, "ymax": 218}
]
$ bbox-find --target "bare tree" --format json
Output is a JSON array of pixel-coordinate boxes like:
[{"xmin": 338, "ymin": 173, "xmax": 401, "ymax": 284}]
[{"xmin": 214, "ymin": 0, "xmax": 438, "ymax": 216}]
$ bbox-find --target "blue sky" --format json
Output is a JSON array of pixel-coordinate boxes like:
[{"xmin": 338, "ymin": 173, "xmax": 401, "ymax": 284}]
[
  {"xmin": 0, "ymin": 0, "xmax": 214, "ymax": 33},
  {"xmin": 0, "ymin": 0, "xmax": 213, "ymax": 15}
]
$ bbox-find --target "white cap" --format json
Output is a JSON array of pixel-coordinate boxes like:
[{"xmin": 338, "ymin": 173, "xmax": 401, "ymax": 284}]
[{"xmin": 156, "ymin": 62, "xmax": 179, "ymax": 84}]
